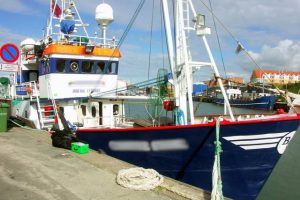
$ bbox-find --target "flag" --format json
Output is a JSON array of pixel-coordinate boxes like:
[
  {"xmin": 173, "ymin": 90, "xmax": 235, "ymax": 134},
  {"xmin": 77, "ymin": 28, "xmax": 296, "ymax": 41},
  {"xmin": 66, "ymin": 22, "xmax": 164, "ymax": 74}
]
[
  {"xmin": 235, "ymin": 42, "xmax": 244, "ymax": 54},
  {"xmin": 51, "ymin": 0, "xmax": 62, "ymax": 18}
]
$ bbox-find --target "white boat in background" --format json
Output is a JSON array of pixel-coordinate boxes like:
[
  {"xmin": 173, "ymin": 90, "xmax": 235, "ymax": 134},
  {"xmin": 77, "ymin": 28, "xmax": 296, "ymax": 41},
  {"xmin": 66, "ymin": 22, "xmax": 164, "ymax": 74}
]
[{"xmin": 4, "ymin": 0, "xmax": 300, "ymax": 199}]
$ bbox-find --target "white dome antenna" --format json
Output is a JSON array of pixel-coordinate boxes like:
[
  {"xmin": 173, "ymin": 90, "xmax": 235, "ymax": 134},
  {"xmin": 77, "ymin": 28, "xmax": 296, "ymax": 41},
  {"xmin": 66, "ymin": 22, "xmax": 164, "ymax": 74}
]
[{"xmin": 95, "ymin": 3, "xmax": 114, "ymax": 45}]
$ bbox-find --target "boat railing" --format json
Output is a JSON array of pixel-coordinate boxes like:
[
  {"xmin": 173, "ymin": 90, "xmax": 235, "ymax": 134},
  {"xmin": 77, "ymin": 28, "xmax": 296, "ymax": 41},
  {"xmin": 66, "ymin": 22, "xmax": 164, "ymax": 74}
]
[
  {"xmin": 48, "ymin": 33, "xmax": 118, "ymax": 48},
  {"xmin": 13, "ymin": 81, "xmax": 39, "ymax": 99}
]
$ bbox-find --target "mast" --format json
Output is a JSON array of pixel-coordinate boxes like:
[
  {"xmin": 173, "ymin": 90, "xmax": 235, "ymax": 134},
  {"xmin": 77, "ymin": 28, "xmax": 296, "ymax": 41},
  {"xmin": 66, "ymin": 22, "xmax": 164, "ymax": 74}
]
[
  {"xmin": 46, "ymin": 0, "xmax": 90, "ymax": 42},
  {"xmin": 162, "ymin": 0, "xmax": 235, "ymax": 122},
  {"xmin": 161, "ymin": 0, "xmax": 180, "ymax": 112}
]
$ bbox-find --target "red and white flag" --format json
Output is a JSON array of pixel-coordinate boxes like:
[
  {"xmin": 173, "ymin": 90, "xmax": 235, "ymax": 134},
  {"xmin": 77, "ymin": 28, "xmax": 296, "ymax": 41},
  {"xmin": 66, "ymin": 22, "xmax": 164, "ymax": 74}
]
[{"xmin": 51, "ymin": 0, "xmax": 62, "ymax": 17}]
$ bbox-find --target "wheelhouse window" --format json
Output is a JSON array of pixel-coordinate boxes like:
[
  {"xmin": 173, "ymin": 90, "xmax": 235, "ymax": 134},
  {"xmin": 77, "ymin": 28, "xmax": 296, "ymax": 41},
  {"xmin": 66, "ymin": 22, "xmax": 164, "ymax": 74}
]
[
  {"xmin": 95, "ymin": 61, "xmax": 106, "ymax": 74},
  {"xmin": 82, "ymin": 61, "xmax": 94, "ymax": 73},
  {"xmin": 46, "ymin": 59, "xmax": 50, "ymax": 73},
  {"xmin": 69, "ymin": 60, "xmax": 79, "ymax": 73},
  {"xmin": 56, "ymin": 59, "xmax": 66, "ymax": 72},
  {"xmin": 40, "ymin": 58, "xmax": 50, "ymax": 74},
  {"xmin": 108, "ymin": 62, "xmax": 117, "ymax": 74}
]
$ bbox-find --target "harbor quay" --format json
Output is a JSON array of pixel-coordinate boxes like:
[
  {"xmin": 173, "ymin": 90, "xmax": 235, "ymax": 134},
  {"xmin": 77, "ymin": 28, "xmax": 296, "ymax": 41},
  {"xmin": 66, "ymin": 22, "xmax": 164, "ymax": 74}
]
[{"xmin": 0, "ymin": 127, "xmax": 217, "ymax": 200}]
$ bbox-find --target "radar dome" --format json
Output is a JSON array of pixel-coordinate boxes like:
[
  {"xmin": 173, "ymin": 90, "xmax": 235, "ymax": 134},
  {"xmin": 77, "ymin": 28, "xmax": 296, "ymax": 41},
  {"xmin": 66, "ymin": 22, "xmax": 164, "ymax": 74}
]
[
  {"xmin": 20, "ymin": 38, "xmax": 35, "ymax": 52},
  {"xmin": 95, "ymin": 3, "xmax": 114, "ymax": 27}
]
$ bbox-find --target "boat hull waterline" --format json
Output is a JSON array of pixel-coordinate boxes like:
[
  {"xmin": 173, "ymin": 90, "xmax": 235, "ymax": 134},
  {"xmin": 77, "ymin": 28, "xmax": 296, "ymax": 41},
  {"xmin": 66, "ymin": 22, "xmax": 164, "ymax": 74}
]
[{"xmin": 77, "ymin": 115, "xmax": 300, "ymax": 200}]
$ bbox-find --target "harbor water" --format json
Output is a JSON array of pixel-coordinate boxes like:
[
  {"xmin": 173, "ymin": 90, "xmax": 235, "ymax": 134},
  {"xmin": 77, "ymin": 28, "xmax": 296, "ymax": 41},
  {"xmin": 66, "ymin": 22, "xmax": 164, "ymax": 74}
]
[{"xmin": 124, "ymin": 101, "xmax": 275, "ymax": 119}]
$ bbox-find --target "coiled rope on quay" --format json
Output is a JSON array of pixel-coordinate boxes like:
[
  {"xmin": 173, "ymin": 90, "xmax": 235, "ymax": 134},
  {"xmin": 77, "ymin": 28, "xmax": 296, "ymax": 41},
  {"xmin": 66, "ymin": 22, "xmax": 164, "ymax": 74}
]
[{"xmin": 116, "ymin": 167, "xmax": 164, "ymax": 190}]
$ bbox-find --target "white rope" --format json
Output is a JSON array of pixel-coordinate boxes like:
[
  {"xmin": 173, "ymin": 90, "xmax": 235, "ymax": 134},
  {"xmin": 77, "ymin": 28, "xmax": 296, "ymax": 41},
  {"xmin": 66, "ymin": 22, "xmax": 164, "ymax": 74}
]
[{"xmin": 116, "ymin": 167, "xmax": 164, "ymax": 190}]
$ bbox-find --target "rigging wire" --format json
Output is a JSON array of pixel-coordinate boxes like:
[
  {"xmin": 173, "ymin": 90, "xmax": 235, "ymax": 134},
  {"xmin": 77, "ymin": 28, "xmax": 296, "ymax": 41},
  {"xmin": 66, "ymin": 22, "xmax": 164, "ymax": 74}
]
[
  {"xmin": 208, "ymin": 0, "xmax": 227, "ymax": 79},
  {"xmin": 90, "ymin": 0, "xmax": 145, "ymax": 97},
  {"xmin": 117, "ymin": 0, "xmax": 145, "ymax": 49},
  {"xmin": 91, "ymin": 77, "xmax": 165, "ymax": 98},
  {"xmin": 147, "ymin": 0, "xmax": 155, "ymax": 80},
  {"xmin": 198, "ymin": 0, "xmax": 296, "ymax": 110}
]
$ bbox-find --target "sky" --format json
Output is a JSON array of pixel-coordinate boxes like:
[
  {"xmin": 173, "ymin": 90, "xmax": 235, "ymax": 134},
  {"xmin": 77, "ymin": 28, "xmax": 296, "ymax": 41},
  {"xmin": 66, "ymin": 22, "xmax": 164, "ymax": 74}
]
[{"xmin": 0, "ymin": 0, "xmax": 300, "ymax": 83}]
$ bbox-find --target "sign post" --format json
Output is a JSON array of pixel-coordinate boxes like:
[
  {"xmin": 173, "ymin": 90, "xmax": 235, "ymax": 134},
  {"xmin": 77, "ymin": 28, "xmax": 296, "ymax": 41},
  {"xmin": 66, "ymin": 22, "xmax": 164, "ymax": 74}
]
[{"xmin": 0, "ymin": 43, "xmax": 20, "ymax": 63}]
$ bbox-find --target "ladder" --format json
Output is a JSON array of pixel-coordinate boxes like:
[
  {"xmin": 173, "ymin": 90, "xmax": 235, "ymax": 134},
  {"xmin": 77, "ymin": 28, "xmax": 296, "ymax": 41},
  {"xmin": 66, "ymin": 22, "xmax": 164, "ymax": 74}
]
[{"xmin": 29, "ymin": 81, "xmax": 57, "ymax": 129}]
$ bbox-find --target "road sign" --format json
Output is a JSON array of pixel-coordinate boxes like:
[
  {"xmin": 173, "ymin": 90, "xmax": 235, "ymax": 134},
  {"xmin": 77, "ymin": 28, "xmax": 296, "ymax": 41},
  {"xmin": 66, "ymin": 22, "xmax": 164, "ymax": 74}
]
[
  {"xmin": 0, "ymin": 43, "xmax": 20, "ymax": 63},
  {"xmin": 0, "ymin": 63, "xmax": 19, "ymax": 72}
]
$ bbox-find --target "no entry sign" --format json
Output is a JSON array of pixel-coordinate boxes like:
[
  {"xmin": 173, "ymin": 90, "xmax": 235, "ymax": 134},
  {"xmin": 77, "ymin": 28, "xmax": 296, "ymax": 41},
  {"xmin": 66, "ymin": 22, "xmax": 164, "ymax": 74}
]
[{"xmin": 0, "ymin": 43, "xmax": 20, "ymax": 63}]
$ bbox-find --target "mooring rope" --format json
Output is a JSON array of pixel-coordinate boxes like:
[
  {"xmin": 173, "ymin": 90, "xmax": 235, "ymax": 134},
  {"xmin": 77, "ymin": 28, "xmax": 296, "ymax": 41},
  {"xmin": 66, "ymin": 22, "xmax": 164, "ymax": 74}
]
[
  {"xmin": 211, "ymin": 117, "xmax": 224, "ymax": 200},
  {"xmin": 116, "ymin": 167, "xmax": 164, "ymax": 191}
]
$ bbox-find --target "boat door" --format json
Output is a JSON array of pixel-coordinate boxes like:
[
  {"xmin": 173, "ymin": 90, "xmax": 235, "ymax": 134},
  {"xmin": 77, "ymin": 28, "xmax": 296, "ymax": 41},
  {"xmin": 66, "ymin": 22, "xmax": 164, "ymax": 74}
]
[
  {"xmin": 81, "ymin": 102, "xmax": 100, "ymax": 127},
  {"xmin": 99, "ymin": 102, "xmax": 103, "ymax": 125}
]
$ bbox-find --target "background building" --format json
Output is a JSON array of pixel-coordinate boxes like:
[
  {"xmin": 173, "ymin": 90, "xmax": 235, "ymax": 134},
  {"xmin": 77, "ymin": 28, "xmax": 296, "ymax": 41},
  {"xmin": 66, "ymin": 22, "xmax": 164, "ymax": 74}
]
[
  {"xmin": 204, "ymin": 77, "xmax": 244, "ymax": 87},
  {"xmin": 250, "ymin": 69, "xmax": 300, "ymax": 85}
]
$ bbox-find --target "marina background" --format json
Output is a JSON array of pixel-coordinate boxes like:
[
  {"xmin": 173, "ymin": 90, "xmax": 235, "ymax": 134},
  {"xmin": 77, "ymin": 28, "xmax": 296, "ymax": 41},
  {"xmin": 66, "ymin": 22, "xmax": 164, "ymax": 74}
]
[
  {"xmin": 0, "ymin": 0, "xmax": 300, "ymax": 82},
  {"xmin": 124, "ymin": 101, "xmax": 274, "ymax": 120}
]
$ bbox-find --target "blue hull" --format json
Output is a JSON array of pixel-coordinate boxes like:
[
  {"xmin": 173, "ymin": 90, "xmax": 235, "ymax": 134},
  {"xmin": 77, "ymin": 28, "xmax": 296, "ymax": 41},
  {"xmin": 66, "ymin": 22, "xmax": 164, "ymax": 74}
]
[
  {"xmin": 76, "ymin": 116, "xmax": 300, "ymax": 200},
  {"xmin": 214, "ymin": 95, "xmax": 277, "ymax": 110}
]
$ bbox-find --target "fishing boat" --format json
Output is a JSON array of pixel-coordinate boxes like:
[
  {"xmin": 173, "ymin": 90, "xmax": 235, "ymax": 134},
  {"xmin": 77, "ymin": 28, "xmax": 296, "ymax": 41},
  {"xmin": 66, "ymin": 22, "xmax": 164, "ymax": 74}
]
[
  {"xmin": 76, "ymin": 1, "xmax": 300, "ymax": 199},
  {"xmin": 12, "ymin": 0, "xmax": 128, "ymax": 130},
  {"xmin": 212, "ymin": 86, "xmax": 277, "ymax": 110},
  {"xmin": 9, "ymin": 0, "xmax": 300, "ymax": 200}
]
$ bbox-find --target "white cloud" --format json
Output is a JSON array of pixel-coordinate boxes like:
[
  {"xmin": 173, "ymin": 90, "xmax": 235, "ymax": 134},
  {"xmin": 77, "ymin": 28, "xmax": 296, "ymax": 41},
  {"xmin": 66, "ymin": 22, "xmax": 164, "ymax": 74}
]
[{"xmin": 248, "ymin": 40, "xmax": 300, "ymax": 71}]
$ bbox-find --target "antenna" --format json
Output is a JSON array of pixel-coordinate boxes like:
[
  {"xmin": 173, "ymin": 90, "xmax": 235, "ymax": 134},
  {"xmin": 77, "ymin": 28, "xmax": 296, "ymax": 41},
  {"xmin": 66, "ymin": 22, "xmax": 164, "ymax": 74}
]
[{"xmin": 95, "ymin": 3, "xmax": 114, "ymax": 46}]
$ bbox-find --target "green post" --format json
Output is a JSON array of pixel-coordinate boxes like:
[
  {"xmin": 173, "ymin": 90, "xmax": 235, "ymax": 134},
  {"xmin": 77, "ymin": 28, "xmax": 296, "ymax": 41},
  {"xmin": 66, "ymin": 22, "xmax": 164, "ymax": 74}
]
[{"xmin": 0, "ymin": 103, "xmax": 9, "ymax": 132}]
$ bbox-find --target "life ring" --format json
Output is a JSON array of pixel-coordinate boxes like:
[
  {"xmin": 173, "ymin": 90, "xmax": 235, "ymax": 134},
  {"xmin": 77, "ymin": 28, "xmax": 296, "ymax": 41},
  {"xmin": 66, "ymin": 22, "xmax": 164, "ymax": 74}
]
[{"xmin": 26, "ymin": 85, "xmax": 32, "ymax": 95}]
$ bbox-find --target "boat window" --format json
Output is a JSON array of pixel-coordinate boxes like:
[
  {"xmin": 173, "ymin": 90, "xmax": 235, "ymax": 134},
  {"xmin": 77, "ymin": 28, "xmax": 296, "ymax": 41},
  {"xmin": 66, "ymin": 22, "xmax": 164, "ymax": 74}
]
[
  {"xmin": 29, "ymin": 71, "xmax": 38, "ymax": 81},
  {"xmin": 46, "ymin": 59, "xmax": 51, "ymax": 73},
  {"xmin": 95, "ymin": 61, "xmax": 106, "ymax": 74},
  {"xmin": 81, "ymin": 105, "xmax": 86, "ymax": 116},
  {"xmin": 69, "ymin": 60, "xmax": 79, "ymax": 73},
  {"xmin": 113, "ymin": 104, "xmax": 119, "ymax": 115},
  {"xmin": 56, "ymin": 59, "xmax": 66, "ymax": 72},
  {"xmin": 108, "ymin": 62, "xmax": 117, "ymax": 74},
  {"xmin": 41, "ymin": 59, "xmax": 50, "ymax": 74},
  {"xmin": 91, "ymin": 106, "xmax": 96, "ymax": 117},
  {"xmin": 82, "ymin": 61, "xmax": 94, "ymax": 73}
]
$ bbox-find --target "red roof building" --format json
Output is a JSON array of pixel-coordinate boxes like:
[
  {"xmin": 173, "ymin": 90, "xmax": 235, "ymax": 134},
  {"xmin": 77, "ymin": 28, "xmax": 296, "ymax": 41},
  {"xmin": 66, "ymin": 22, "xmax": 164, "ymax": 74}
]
[{"xmin": 250, "ymin": 69, "xmax": 300, "ymax": 84}]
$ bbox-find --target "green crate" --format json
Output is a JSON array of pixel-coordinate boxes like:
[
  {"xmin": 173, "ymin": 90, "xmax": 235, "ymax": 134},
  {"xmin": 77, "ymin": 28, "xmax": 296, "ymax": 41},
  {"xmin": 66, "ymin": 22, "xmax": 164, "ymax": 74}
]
[{"xmin": 71, "ymin": 142, "xmax": 89, "ymax": 154}]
